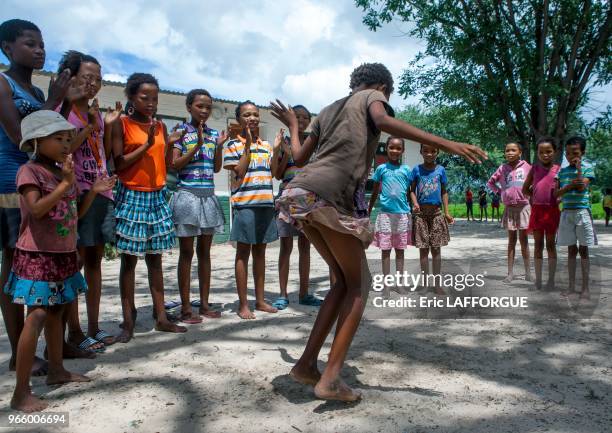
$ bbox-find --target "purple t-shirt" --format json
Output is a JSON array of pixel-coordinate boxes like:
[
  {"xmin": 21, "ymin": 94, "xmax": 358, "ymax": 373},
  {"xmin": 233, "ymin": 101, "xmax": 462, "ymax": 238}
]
[
  {"xmin": 531, "ymin": 164, "xmax": 560, "ymax": 206},
  {"xmin": 66, "ymin": 108, "xmax": 113, "ymax": 200}
]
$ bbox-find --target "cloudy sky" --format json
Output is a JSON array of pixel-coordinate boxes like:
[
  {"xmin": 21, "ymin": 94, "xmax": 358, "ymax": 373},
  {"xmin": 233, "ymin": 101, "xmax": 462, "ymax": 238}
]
[
  {"xmin": 1, "ymin": 1, "xmax": 609, "ymax": 116},
  {"xmin": 1, "ymin": 0, "xmax": 427, "ymax": 112}
]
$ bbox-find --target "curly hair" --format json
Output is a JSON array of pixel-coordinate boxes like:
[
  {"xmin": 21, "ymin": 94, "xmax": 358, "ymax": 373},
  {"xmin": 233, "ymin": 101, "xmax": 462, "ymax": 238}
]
[
  {"xmin": 0, "ymin": 19, "xmax": 40, "ymax": 58},
  {"xmin": 292, "ymin": 104, "xmax": 312, "ymax": 120},
  {"xmin": 349, "ymin": 63, "xmax": 394, "ymax": 93},
  {"xmin": 235, "ymin": 100, "xmax": 257, "ymax": 120},
  {"xmin": 565, "ymin": 136, "xmax": 587, "ymax": 153},
  {"xmin": 125, "ymin": 72, "xmax": 158, "ymax": 98},
  {"xmin": 186, "ymin": 88, "xmax": 212, "ymax": 106},
  {"xmin": 57, "ymin": 50, "xmax": 100, "ymax": 76}
]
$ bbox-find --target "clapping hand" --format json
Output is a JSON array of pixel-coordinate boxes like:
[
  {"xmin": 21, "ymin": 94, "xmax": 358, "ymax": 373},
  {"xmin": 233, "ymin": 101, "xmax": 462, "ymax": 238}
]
[
  {"xmin": 92, "ymin": 174, "xmax": 117, "ymax": 193},
  {"xmin": 104, "ymin": 101, "xmax": 123, "ymax": 126}
]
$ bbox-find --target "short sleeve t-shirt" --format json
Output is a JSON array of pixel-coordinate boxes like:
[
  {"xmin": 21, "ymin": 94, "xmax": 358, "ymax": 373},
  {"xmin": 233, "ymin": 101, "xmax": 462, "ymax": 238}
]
[
  {"xmin": 15, "ymin": 162, "xmax": 78, "ymax": 253},
  {"xmin": 531, "ymin": 163, "xmax": 560, "ymax": 206},
  {"xmin": 174, "ymin": 122, "xmax": 219, "ymax": 189},
  {"xmin": 412, "ymin": 164, "xmax": 447, "ymax": 206},
  {"xmin": 279, "ymin": 140, "xmax": 303, "ymax": 189},
  {"xmin": 288, "ymin": 89, "xmax": 394, "ymax": 214},
  {"xmin": 223, "ymin": 136, "xmax": 274, "ymax": 208},
  {"xmin": 65, "ymin": 108, "xmax": 113, "ymax": 200},
  {"xmin": 372, "ymin": 162, "xmax": 412, "ymax": 214},
  {"xmin": 556, "ymin": 162, "xmax": 595, "ymax": 210}
]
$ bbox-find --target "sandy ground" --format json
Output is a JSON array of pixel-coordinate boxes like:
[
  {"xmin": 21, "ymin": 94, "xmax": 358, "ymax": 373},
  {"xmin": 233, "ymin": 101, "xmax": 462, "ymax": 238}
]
[{"xmin": 0, "ymin": 220, "xmax": 610, "ymax": 433}]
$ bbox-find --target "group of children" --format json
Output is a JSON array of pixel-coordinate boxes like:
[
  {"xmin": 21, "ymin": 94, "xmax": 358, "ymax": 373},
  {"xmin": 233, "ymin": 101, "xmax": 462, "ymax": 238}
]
[
  {"xmin": 465, "ymin": 187, "xmax": 501, "ymax": 222},
  {"xmin": 0, "ymin": 17, "xmax": 596, "ymax": 411}
]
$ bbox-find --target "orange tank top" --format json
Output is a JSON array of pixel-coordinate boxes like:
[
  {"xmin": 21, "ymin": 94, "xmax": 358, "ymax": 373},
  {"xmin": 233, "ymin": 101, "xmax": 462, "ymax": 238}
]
[{"xmin": 118, "ymin": 116, "xmax": 167, "ymax": 191}]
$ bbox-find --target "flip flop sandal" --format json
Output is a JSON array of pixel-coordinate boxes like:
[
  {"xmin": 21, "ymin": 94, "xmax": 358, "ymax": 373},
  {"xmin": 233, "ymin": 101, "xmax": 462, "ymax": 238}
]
[
  {"xmin": 299, "ymin": 294, "xmax": 323, "ymax": 307},
  {"xmin": 94, "ymin": 330, "xmax": 115, "ymax": 346},
  {"xmin": 78, "ymin": 336, "xmax": 105, "ymax": 353},
  {"xmin": 164, "ymin": 299, "xmax": 181, "ymax": 309},
  {"xmin": 190, "ymin": 299, "xmax": 214, "ymax": 308},
  {"xmin": 272, "ymin": 297, "xmax": 289, "ymax": 310}
]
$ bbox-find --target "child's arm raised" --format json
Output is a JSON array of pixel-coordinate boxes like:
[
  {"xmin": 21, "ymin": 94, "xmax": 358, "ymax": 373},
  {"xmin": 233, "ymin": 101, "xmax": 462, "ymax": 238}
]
[
  {"xmin": 231, "ymin": 129, "xmax": 253, "ymax": 180},
  {"xmin": 78, "ymin": 174, "xmax": 117, "ymax": 218},
  {"xmin": 21, "ymin": 156, "xmax": 75, "ymax": 219},
  {"xmin": 214, "ymin": 130, "xmax": 228, "ymax": 173},
  {"xmin": 271, "ymin": 130, "xmax": 289, "ymax": 180},
  {"xmin": 367, "ymin": 101, "xmax": 487, "ymax": 164},
  {"xmin": 103, "ymin": 102, "xmax": 122, "ymax": 158},
  {"xmin": 270, "ymin": 101, "xmax": 319, "ymax": 166},
  {"xmin": 169, "ymin": 123, "xmax": 194, "ymax": 172},
  {"xmin": 112, "ymin": 118, "xmax": 156, "ymax": 172}
]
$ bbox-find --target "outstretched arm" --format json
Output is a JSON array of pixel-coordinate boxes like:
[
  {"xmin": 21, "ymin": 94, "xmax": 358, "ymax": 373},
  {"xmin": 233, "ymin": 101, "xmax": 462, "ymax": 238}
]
[{"xmin": 270, "ymin": 100, "xmax": 319, "ymax": 165}]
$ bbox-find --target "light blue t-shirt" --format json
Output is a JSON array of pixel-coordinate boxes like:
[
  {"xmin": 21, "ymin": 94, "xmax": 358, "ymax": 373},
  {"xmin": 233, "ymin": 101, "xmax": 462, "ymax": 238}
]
[
  {"xmin": 412, "ymin": 164, "xmax": 448, "ymax": 206},
  {"xmin": 372, "ymin": 162, "xmax": 412, "ymax": 214}
]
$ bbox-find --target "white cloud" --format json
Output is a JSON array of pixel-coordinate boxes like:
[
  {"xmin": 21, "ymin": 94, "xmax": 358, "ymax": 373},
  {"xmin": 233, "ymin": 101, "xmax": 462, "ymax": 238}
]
[{"xmin": 2, "ymin": 0, "xmax": 425, "ymax": 111}]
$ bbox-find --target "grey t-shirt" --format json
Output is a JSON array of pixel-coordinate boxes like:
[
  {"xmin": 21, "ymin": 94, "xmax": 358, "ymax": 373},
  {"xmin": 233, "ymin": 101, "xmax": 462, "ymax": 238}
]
[{"xmin": 289, "ymin": 89, "xmax": 393, "ymax": 214}]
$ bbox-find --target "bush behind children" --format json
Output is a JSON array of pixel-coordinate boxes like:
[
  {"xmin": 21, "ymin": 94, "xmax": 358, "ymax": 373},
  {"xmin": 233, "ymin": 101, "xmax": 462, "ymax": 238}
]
[{"xmin": 18, "ymin": 15, "xmax": 612, "ymax": 411}]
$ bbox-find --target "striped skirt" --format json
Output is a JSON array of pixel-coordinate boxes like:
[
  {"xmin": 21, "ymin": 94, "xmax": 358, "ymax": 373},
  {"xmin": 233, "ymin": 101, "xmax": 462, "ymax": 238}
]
[{"xmin": 114, "ymin": 182, "xmax": 176, "ymax": 256}]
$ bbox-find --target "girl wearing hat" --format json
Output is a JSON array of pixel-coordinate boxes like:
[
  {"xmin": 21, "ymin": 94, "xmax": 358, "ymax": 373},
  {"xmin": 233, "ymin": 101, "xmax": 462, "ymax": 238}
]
[{"xmin": 4, "ymin": 110, "xmax": 115, "ymax": 412}]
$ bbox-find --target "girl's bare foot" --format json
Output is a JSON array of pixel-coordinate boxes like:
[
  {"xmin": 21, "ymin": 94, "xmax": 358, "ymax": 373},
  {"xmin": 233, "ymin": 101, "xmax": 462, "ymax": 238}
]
[
  {"xmin": 155, "ymin": 321, "xmax": 187, "ymax": 333},
  {"xmin": 579, "ymin": 291, "xmax": 591, "ymax": 300},
  {"xmin": 47, "ymin": 369, "xmax": 90, "ymax": 385},
  {"xmin": 115, "ymin": 328, "xmax": 134, "ymax": 344},
  {"xmin": 59, "ymin": 343, "xmax": 97, "ymax": 359},
  {"xmin": 179, "ymin": 311, "xmax": 203, "ymax": 324},
  {"xmin": 11, "ymin": 392, "xmax": 48, "ymax": 413},
  {"xmin": 199, "ymin": 308, "xmax": 221, "ymax": 318},
  {"xmin": 290, "ymin": 364, "xmax": 321, "ymax": 386},
  {"xmin": 238, "ymin": 305, "xmax": 256, "ymax": 320},
  {"xmin": 255, "ymin": 302, "xmax": 278, "ymax": 314},
  {"xmin": 503, "ymin": 274, "xmax": 514, "ymax": 283},
  {"xmin": 314, "ymin": 378, "xmax": 362, "ymax": 402}
]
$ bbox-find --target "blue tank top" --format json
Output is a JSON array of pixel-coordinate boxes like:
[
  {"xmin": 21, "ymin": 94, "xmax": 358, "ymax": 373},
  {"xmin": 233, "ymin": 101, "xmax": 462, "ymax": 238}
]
[{"xmin": 0, "ymin": 72, "xmax": 45, "ymax": 194}]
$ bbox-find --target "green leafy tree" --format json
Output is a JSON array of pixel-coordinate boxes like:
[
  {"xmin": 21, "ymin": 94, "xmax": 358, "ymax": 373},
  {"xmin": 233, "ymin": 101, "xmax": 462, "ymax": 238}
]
[{"xmin": 357, "ymin": 0, "xmax": 612, "ymax": 162}]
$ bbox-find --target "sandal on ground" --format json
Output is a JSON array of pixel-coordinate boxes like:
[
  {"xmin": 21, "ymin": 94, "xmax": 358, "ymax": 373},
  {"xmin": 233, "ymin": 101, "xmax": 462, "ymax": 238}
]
[
  {"xmin": 164, "ymin": 299, "xmax": 181, "ymax": 309},
  {"xmin": 272, "ymin": 297, "xmax": 289, "ymax": 310},
  {"xmin": 180, "ymin": 312, "xmax": 203, "ymax": 324},
  {"xmin": 299, "ymin": 294, "xmax": 322, "ymax": 307},
  {"xmin": 78, "ymin": 336, "xmax": 105, "ymax": 353},
  {"xmin": 94, "ymin": 330, "xmax": 115, "ymax": 346},
  {"xmin": 190, "ymin": 299, "xmax": 213, "ymax": 308}
]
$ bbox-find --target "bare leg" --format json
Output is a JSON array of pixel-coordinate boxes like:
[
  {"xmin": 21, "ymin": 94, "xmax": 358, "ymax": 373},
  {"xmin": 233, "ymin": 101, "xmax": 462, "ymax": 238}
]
[
  {"xmin": 519, "ymin": 229, "xmax": 531, "ymax": 281},
  {"xmin": 431, "ymin": 247, "xmax": 445, "ymax": 295},
  {"xmin": 235, "ymin": 242, "xmax": 255, "ymax": 319},
  {"xmin": 504, "ymin": 231, "xmax": 518, "ymax": 283},
  {"xmin": 298, "ymin": 234, "xmax": 311, "ymax": 299},
  {"xmin": 395, "ymin": 248, "xmax": 405, "ymax": 274},
  {"xmin": 545, "ymin": 232, "xmax": 557, "ymax": 291},
  {"xmin": 564, "ymin": 245, "xmax": 578, "ymax": 296},
  {"xmin": 278, "ymin": 237, "xmax": 293, "ymax": 298},
  {"xmin": 116, "ymin": 254, "xmax": 138, "ymax": 343},
  {"xmin": 578, "ymin": 246, "xmax": 589, "ymax": 298},
  {"xmin": 252, "ymin": 243, "xmax": 276, "ymax": 313},
  {"xmin": 81, "ymin": 245, "xmax": 112, "ymax": 343},
  {"xmin": 10, "ymin": 307, "xmax": 47, "ymax": 413},
  {"xmin": 533, "ymin": 230, "xmax": 544, "ymax": 290},
  {"xmin": 177, "ymin": 237, "xmax": 200, "ymax": 323},
  {"xmin": 381, "ymin": 250, "xmax": 391, "ymax": 277},
  {"xmin": 419, "ymin": 247, "xmax": 429, "ymax": 290},
  {"xmin": 145, "ymin": 254, "xmax": 187, "ymax": 333},
  {"xmin": 197, "ymin": 235, "xmax": 219, "ymax": 318},
  {"xmin": 290, "ymin": 223, "xmax": 345, "ymax": 386}
]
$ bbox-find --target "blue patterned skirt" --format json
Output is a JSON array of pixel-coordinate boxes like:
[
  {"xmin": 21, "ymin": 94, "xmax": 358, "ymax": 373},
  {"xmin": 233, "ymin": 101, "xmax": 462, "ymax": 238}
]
[
  {"xmin": 114, "ymin": 182, "xmax": 176, "ymax": 256},
  {"xmin": 4, "ymin": 272, "xmax": 87, "ymax": 306}
]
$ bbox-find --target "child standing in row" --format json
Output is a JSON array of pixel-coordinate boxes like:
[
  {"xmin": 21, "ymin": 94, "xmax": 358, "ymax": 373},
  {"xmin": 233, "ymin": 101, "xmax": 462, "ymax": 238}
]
[
  {"xmin": 522, "ymin": 137, "xmax": 560, "ymax": 291},
  {"xmin": 272, "ymin": 63, "xmax": 486, "ymax": 401},
  {"xmin": 6, "ymin": 110, "xmax": 115, "ymax": 412},
  {"xmin": 487, "ymin": 142, "xmax": 532, "ymax": 283},
  {"xmin": 491, "ymin": 192, "xmax": 501, "ymax": 222},
  {"xmin": 465, "ymin": 187, "xmax": 474, "ymax": 221},
  {"xmin": 223, "ymin": 101, "xmax": 278, "ymax": 319},
  {"xmin": 271, "ymin": 105, "xmax": 319, "ymax": 310},
  {"xmin": 0, "ymin": 19, "xmax": 76, "ymax": 375},
  {"xmin": 111, "ymin": 73, "xmax": 186, "ymax": 342},
  {"xmin": 555, "ymin": 136, "xmax": 596, "ymax": 299},
  {"xmin": 410, "ymin": 144, "xmax": 453, "ymax": 295},
  {"xmin": 171, "ymin": 89, "xmax": 227, "ymax": 323},
  {"xmin": 478, "ymin": 186, "xmax": 488, "ymax": 222},
  {"xmin": 57, "ymin": 50, "xmax": 121, "ymax": 353},
  {"xmin": 603, "ymin": 188, "xmax": 611, "ymax": 227},
  {"xmin": 368, "ymin": 137, "xmax": 412, "ymax": 280}
]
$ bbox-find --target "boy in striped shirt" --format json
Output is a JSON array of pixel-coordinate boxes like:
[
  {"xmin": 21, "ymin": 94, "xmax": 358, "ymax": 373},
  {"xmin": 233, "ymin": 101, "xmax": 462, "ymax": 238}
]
[{"xmin": 554, "ymin": 136, "xmax": 596, "ymax": 299}]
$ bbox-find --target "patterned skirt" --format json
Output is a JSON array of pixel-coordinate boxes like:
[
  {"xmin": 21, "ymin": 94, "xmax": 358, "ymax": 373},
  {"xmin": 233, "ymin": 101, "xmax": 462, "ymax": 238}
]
[
  {"xmin": 170, "ymin": 187, "xmax": 225, "ymax": 237},
  {"xmin": 4, "ymin": 249, "xmax": 87, "ymax": 306},
  {"xmin": 276, "ymin": 187, "xmax": 372, "ymax": 248},
  {"xmin": 114, "ymin": 182, "xmax": 176, "ymax": 256},
  {"xmin": 372, "ymin": 212, "xmax": 413, "ymax": 250}
]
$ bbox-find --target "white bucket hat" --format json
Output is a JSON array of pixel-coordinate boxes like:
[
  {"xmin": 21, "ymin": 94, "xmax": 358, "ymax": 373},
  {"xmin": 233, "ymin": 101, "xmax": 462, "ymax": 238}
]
[{"xmin": 19, "ymin": 110, "xmax": 76, "ymax": 153}]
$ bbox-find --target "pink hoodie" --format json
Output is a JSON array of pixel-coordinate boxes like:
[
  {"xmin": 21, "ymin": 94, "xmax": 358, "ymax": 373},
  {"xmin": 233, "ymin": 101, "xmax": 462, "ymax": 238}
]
[{"xmin": 487, "ymin": 160, "xmax": 531, "ymax": 207}]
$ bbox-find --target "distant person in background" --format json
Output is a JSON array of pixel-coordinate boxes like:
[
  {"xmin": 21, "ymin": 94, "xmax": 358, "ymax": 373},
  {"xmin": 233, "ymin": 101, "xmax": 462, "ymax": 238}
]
[
  {"xmin": 465, "ymin": 187, "xmax": 474, "ymax": 221},
  {"xmin": 603, "ymin": 188, "xmax": 611, "ymax": 227},
  {"xmin": 491, "ymin": 192, "xmax": 501, "ymax": 222},
  {"xmin": 478, "ymin": 186, "xmax": 488, "ymax": 222}
]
